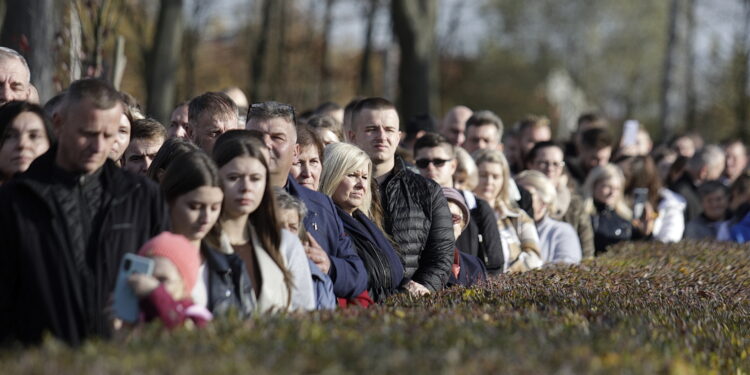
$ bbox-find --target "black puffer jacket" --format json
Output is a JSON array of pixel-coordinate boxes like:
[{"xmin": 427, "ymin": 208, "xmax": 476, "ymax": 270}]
[
  {"xmin": 378, "ymin": 157, "xmax": 454, "ymax": 291},
  {"xmin": 0, "ymin": 150, "xmax": 168, "ymax": 346}
]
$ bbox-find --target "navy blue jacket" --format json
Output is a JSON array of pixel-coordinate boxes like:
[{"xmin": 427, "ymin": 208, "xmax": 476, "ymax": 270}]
[{"xmin": 285, "ymin": 176, "xmax": 368, "ymax": 299}]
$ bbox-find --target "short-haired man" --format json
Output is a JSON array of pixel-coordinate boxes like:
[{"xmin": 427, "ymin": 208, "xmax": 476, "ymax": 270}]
[
  {"xmin": 566, "ymin": 127, "xmax": 613, "ymax": 186},
  {"xmin": 167, "ymin": 102, "xmax": 189, "ymax": 139},
  {"xmin": 517, "ymin": 115, "xmax": 552, "ymax": 162},
  {"xmin": 122, "ymin": 118, "xmax": 167, "ymax": 175},
  {"xmin": 0, "ymin": 47, "xmax": 32, "ymax": 105},
  {"xmin": 0, "ymin": 78, "xmax": 168, "ymax": 345},
  {"xmin": 349, "ymin": 97, "xmax": 454, "ymax": 295},
  {"xmin": 440, "ymin": 105, "xmax": 472, "ymax": 147},
  {"xmin": 413, "ymin": 132, "xmax": 504, "ymax": 275},
  {"xmin": 246, "ymin": 101, "xmax": 367, "ymax": 300},
  {"xmin": 670, "ymin": 145, "xmax": 726, "ymax": 222},
  {"xmin": 187, "ymin": 92, "xmax": 238, "ymax": 153},
  {"xmin": 463, "ymin": 110, "xmax": 504, "ymax": 154}
]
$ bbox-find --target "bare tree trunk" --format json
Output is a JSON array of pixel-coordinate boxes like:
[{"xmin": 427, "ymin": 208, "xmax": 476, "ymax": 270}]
[
  {"xmin": 146, "ymin": 0, "xmax": 184, "ymax": 124},
  {"xmin": 358, "ymin": 0, "xmax": 378, "ymax": 95},
  {"xmin": 319, "ymin": 0, "xmax": 336, "ymax": 102},
  {"xmin": 391, "ymin": 0, "xmax": 438, "ymax": 122},
  {"xmin": 736, "ymin": 0, "xmax": 750, "ymax": 141},
  {"xmin": 684, "ymin": 0, "xmax": 697, "ymax": 131},
  {"xmin": 273, "ymin": 0, "xmax": 287, "ymax": 100},
  {"xmin": 1, "ymin": 0, "xmax": 59, "ymax": 102},
  {"xmin": 250, "ymin": 0, "xmax": 275, "ymax": 102},
  {"xmin": 659, "ymin": 0, "xmax": 680, "ymax": 140}
]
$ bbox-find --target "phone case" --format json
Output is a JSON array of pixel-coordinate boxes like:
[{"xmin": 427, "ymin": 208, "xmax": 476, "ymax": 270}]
[{"xmin": 113, "ymin": 253, "xmax": 155, "ymax": 323}]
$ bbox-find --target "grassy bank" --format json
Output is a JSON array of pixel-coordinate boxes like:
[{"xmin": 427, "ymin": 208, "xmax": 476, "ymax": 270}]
[{"xmin": 2, "ymin": 241, "xmax": 748, "ymax": 374}]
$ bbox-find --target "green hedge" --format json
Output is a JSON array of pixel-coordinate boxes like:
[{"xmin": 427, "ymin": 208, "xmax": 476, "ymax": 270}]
[{"xmin": 2, "ymin": 241, "xmax": 749, "ymax": 374}]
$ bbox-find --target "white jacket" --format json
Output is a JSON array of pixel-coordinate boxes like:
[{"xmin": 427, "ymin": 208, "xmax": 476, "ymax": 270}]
[{"xmin": 653, "ymin": 188, "xmax": 686, "ymax": 243}]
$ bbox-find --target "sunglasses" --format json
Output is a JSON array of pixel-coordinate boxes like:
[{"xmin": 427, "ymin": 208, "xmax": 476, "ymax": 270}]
[{"xmin": 415, "ymin": 158, "xmax": 452, "ymax": 169}]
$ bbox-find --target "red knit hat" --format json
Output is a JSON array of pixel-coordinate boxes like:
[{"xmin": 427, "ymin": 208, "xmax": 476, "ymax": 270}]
[{"xmin": 137, "ymin": 232, "xmax": 201, "ymax": 295}]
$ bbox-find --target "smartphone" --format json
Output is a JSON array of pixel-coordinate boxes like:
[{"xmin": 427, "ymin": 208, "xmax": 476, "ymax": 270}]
[
  {"xmin": 633, "ymin": 187, "xmax": 649, "ymax": 219},
  {"xmin": 622, "ymin": 120, "xmax": 640, "ymax": 147},
  {"xmin": 113, "ymin": 253, "xmax": 155, "ymax": 323}
]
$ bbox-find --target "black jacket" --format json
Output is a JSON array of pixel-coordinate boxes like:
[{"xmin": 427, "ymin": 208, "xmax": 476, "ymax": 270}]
[
  {"xmin": 455, "ymin": 192, "xmax": 504, "ymax": 275},
  {"xmin": 378, "ymin": 157, "xmax": 454, "ymax": 291},
  {"xmin": 0, "ymin": 150, "xmax": 169, "ymax": 346},
  {"xmin": 591, "ymin": 201, "xmax": 632, "ymax": 255},
  {"xmin": 201, "ymin": 243, "xmax": 256, "ymax": 318},
  {"xmin": 668, "ymin": 173, "xmax": 702, "ymax": 223}
]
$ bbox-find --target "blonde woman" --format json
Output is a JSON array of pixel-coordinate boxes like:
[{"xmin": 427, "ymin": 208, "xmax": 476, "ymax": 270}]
[
  {"xmin": 318, "ymin": 143, "xmax": 404, "ymax": 302},
  {"xmin": 583, "ymin": 163, "xmax": 633, "ymax": 255},
  {"xmin": 515, "ymin": 170, "xmax": 582, "ymax": 265},
  {"xmin": 472, "ymin": 149, "xmax": 541, "ymax": 272}
]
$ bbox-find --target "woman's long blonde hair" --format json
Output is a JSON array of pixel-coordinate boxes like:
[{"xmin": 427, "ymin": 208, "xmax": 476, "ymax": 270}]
[
  {"xmin": 319, "ymin": 142, "xmax": 374, "ymax": 217},
  {"xmin": 472, "ymin": 148, "xmax": 518, "ymax": 216},
  {"xmin": 582, "ymin": 163, "xmax": 632, "ymax": 219}
]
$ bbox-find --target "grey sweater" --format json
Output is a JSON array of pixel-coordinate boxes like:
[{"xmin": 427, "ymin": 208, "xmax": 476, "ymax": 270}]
[{"xmin": 536, "ymin": 217, "xmax": 583, "ymax": 265}]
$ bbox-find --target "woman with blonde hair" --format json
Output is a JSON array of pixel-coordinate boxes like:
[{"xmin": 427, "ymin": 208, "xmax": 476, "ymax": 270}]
[
  {"xmin": 319, "ymin": 142, "xmax": 404, "ymax": 302},
  {"xmin": 472, "ymin": 149, "xmax": 541, "ymax": 272},
  {"xmin": 515, "ymin": 170, "xmax": 582, "ymax": 265},
  {"xmin": 583, "ymin": 163, "xmax": 633, "ymax": 255}
]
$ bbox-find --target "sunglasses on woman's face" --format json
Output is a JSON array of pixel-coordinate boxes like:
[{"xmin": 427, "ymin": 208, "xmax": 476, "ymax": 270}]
[{"xmin": 415, "ymin": 158, "xmax": 452, "ymax": 169}]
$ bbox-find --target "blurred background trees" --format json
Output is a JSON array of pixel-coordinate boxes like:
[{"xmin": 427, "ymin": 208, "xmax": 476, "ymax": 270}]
[{"xmin": 0, "ymin": 0, "xmax": 747, "ymax": 142}]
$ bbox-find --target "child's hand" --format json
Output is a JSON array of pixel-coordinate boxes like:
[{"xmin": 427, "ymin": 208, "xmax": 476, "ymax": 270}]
[{"xmin": 128, "ymin": 273, "xmax": 160, "ymax": 298}]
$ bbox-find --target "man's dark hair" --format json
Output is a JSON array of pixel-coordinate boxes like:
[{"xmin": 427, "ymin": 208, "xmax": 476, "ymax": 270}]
[
  {"xmin": 188, "ymin": 92, "xmax": 238, "ymax": 124},
  {"xmin": 406, "ymin": 114, "xmax": 436, "ymax": 138},
  {"xmin": 413, "ymin": 132, "xmax": 454, "ymax": 157},
  {"xmin": 576, "ymin": 112, "xmax": 607, "ymax": 129},
  {"xmin": 697, "ymin": 179, "xmax": 729, "ymax": 199},
  {"xmin": 62, "ymin": 78, "xmax": 122, "ymax": 115},
  {"xmin": 465, "ymin": 110, "xmax": 504, "ymax": 140},
  {"xmin": 246, "ymin": 101, "xmax": 296, "ymax": 125},
  {"xmin": 131, "ymin": 118, "xmax": 166, "ymax": 142},
  {"xmin": 525, "ymin": 141, "xmax": 564, "ymax": 166},
  {"xmin": 43, "ymin": 91, "xmax": 67, "ymax": 117},
  {"xmin": 343, "ymin": 97, "xmax": 363, "ymax": 119},
  {"xmin": 579, "ymin": 127, "xmax": 613, "ymax": 151},
  {"xmin": 351, "ymin": 97, "xmax": 396, "ymax": 129},
  {"xmin": 307, "ymin": 114, "xmax": 343, "ymax": 140}
]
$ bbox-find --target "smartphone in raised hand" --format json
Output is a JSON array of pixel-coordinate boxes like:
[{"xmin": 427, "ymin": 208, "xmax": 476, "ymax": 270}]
[
  {"xmin": 633, "ymin": 187, "xmax": 649, "ymax": 220},
  {"xmin": 113, "ymin": 253, "xmax": 154, "ymax": 323}
]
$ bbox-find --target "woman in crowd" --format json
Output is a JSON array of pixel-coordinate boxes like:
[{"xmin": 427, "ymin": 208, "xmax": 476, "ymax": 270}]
[
  {"xmin": 306, "ymin": 114, "xmax": 342, "ymax": 145},
  {"xmin": 616, "ymin": 155, "xmax": 685, "ymax": 243},
  {"xmin": 583, "ymin": 164, "xmax": 633, "ymax": 255},
  {"xmin": 525, "ymin": 141, "xmax": 595, "ymax": 259},
  {"xmin": 147, "ymin": 137, "xmax": 200, "ymax": 182},
  {"xmin": 472, "ymin": 149, "xmax": 542, "ymax": 272},
  {"xmin": 208, "ymin": 135, "xmax": 315, "ymax": 312},
  {"xmin": 454, "ymin": 147, "xmax": 478, "ymax": 191},
  {"xmin": 0, "ymin": 101, "xmax": 53, "ymax": 183},
  {"xmin": 318, "ymin": 142, "xmax": 404, "ymax": 302},
  {"xmin": 160, "ymin": 150, "xmax": 255, "ymax": 317},
  {"xmin": 515, "ymin": 170, "xmax": 582, "ymax": 264},
  {"xmin": 290, "ymin": 125, "xmax": 324, "ymax": 191}
]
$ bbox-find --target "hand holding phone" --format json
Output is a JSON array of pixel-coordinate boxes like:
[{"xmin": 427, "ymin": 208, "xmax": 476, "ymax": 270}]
[
  {"xmin": 633, "ymin": 187, "xmax": 649, "ymax": 219},
  {"xmin": 113, "ymin": 254, "xmax": 155, "ymax": 323}
]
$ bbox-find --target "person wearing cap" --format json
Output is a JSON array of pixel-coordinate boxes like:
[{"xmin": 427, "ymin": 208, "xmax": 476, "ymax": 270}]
[
  {"xmin": 515, "ymin": 170, "xmax": 582, "ymax": 265},
  {"xmin": 442, "ymin": 187, "xmax": 487, "ymax": 286},
  {"xmin": 128, "ymin": 232, "xmax": 213, "ymax": 329}
]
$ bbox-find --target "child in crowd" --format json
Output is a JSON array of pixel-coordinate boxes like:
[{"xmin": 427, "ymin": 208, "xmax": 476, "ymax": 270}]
[
  {"xmin": 128, "ymin": 232, "xmax": 213, "ymax": 329},
  {"xmin": 684, "ymin": 181, "xmax": 730, "ymax": 240}
]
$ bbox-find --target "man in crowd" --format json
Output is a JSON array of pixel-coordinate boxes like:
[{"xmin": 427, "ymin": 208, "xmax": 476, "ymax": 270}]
[
  {"xmin": 0, "ymin": 78, "xmax": 168, "ymax": 345},
  {"xmin": 439, "ymin": 105, "xmax": 472, "ymax": 147},
  {"xmin": 670, "ymin": 145, "xmax": 726, "ymax": 222},
  {"xmin": 516, "ymin": 115, "xmax": 552, "ymax": 163},
  {"xmin": 246, "ymin": 101, "xmax": 368, "ymax": 300},
  {"xmin": 566, "ymin": 127, "xmax": 613, "ymax": 186},
  {"xmin": 167, "ymin": 102, "xmax": 189, "ymax": 139},
  {"xmin": 187, "ymin": 92, "xmax": 238, "ymax": 154},
  {"xmin": 121, "ymin": 118, "xmax": 166, "ymax": 176},
  {"xmin": 0, "ymin": 47, "xmax": 32, "ymax": 105},
  {"xmin": 348, "ymin": 97, "xmax": 454, "ymax": 295},
  {"xmin": 463, "ymin": 110, "xmax": 504, "ymax": 154},
  {"xmin": 413, "ymin": 132, "xmax": 504, "ymax": 275}
]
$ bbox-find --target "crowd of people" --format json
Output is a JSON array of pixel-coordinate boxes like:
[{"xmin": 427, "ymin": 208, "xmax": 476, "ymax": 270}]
[{"xmin": 0, "ymin": 45, "xmax": 748, "ymax": 346}]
